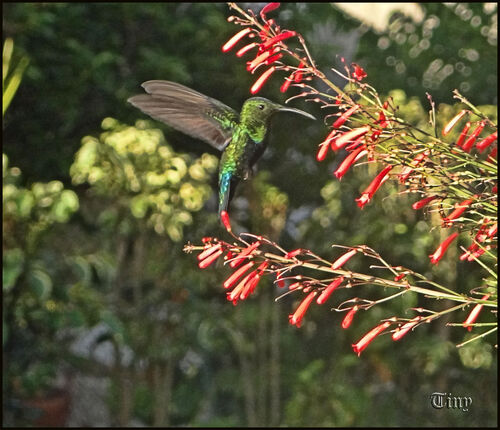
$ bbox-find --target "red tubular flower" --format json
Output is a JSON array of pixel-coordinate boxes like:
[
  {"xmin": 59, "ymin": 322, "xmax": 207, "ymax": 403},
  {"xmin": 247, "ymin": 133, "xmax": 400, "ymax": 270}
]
[
  {"xmin": 276, "ymin": 270, "xmax": 285, "ymax": 288},
  {"xmin": 332, "ymin": 105, "xmax": 360, "ymax": 129},
  {"xmin": 289, "ymin": 281, "xmax": 302, "ymax": 291},
  {"xmin": 355, "ymin": 165, "xmax": 393, "ymax": 209},
  {"xmin": 288, "ymin": 291, "xmax": 317, "ymax": 327},
  {"xmin": 332, "ymin": 126, "xmax": 371, "ymax": 151},
  {"xmin": 442, "ymin": 110, "xmax": 467, "ymax": 136},
  {"xmin": 334, "ymin": 146, "xmax": 367, "ymax": 180},
  {"xmin": 239, "ymin": 261, "xmax": 268, "ymax": 300},
  {"xmin": 429, "ymin": 232, "xmax": 458, "ymax": 264},
  {"xmin": 331, "ymin": 249, "xmax": 357, "ymax": 270},
  {"xmin": 467, "ymin": 247, "xmax": 490, "ymax": 261},
  {"xmin": 476, "ymin": 131, "xmax": 497, "ymax": 153},
  {"xmin": 247, "ymin": 49, "xmax": 274, "ymax": 72},
  {"xmin": 280, "ymin": 76, "xmax": 293, "ymax": 93},
  {"xmin": 316, "ymin": 276, "xmax": 344, "ymax": 305},
  {"xmin": 462, "ymin": 121, "xmax": 485, "ymax": 152},
  {"xmin": 455, "ymin": 122, "xmax": 471, "ymax": 148},
  {"xmin": 352, "ymin": 63, "xmax": 367, "ymax": 81},
  {"xmin": 352, "ymin": 321, "xmax": 391, "ymax": 356},
  {"xmin": 227, "ymin": 272, "xmax": 255, "ymax": 302},
  {"xmin": 316, "ymin": 141, "xmax": 330, "ymax": 162},
  {"xmin": 319, "ymin": 128, "xmax": 339, "ymax": 149},
  {"xmin": 222, "ymin": 28, "xmax": 252, "ymax": 52},
  {"xmin": 412, "ymin": 195, "xmax": 439, "ymax": 210},
  {"xmin": 250, "ymin": 66, "xmax": 276, "ymax": 94},
  {"xmin": 377, "ymin": 108, "xmax": 389, "ymax": 128},
  {"xmin": 345, "ymin": 135, "xmax": 365, "ymax": 151},
  {"xmin": 236, "ymin": 42, "xmax": 258, "ymax": 57},
  {"xmin": 463, "ymin": 294, "xmax": 490, "ymax": 331},
  {"xmin": 260, "ymin": 30, "xmax": 297, "ymax": 51},
  {"xmin": 341, "ymin": 305, "xmax": 359, "ymax": 329},
  {"xmin": 441, "ymin": 196, "xmax": 476, "ymax": 227},
  {"xmin": 223, "ymin": 261, "xmax": 255, "ymax": 289},
  {"xmin": 221, "ymin": 210, "xmax": 232, "ymax": 232},
  {"xmin": 198, "ymin": 247, "xmax": 224, "ymax": 269},
  {"xmin": 265, "ymin": 52, "xmax": 283, "ymax": 65},
  {"xmin": 285, "ymin": 248, "xmax": 304, "ymax": 259},
  {"xmin": 260, "ymin": 2, "xmax": 280, "ymax": 20},
  {"xmin": 294, "ymin": 61, "xmax": 305, "ymax": 83},
  {"xmin": 230, "ymin": 241, "xmax": 261, "ymax": 268},
  {"xmin": 392, "ymin": 316, "xmax": 423, "ymax": 341},
  {"xmin": 197, "ymin": 243, "xmax": 222, "ymax": 261}
]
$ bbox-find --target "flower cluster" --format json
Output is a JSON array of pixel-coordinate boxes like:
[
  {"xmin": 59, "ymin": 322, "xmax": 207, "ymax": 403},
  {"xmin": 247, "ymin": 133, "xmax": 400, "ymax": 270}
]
[
  {"xmin": 185, "ymin": 3, "xmax": 497, "ymax": 356},
  {"xmin": 186, "ymin": 222, "xmax": 495, "ymax": 355}
]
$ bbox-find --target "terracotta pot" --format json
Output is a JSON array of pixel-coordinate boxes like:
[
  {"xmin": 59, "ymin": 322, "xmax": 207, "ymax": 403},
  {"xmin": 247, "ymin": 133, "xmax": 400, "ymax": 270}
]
[{"xmin": 24, "ymin": 389, "xmax": 71, "ymax": 427}]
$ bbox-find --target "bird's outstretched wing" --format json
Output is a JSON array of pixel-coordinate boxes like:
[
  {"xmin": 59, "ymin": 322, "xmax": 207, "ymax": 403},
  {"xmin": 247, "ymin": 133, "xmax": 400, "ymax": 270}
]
[{"xmin": 128, "ymin": 80, "xmax": 239, "ymax": 151}]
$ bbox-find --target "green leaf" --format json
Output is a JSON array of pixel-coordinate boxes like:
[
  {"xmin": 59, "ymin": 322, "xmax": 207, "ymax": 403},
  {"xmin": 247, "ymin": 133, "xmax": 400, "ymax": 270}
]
[{"xmin": 28, "ymin": 268, "xmax": 53, "ymax": 300}]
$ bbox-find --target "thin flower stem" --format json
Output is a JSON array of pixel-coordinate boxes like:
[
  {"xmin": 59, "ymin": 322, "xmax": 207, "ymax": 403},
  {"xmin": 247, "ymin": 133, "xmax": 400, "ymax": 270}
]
[{"xmin": 456, "ymin": 327, "xmax": 498, "ymax": 348}]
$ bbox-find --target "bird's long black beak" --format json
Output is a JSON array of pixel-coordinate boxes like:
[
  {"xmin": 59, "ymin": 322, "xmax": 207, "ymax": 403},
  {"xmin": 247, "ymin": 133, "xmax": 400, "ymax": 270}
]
[{"xmin": 277, "ymin": 105, "xmax": 316, "ymax": 120}]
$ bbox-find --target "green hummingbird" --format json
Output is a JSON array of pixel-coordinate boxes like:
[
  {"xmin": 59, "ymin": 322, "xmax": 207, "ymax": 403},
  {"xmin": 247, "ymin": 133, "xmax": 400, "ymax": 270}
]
[{"xmin": 128, "ymin": 80, "xmax": 315, "ymax": 216}]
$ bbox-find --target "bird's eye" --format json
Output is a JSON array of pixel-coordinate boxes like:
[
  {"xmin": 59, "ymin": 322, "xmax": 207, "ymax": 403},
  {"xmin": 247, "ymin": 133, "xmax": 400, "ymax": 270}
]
[{"xmin": 258, "ymin": 104, "xmax": 265, "ymax": 110}]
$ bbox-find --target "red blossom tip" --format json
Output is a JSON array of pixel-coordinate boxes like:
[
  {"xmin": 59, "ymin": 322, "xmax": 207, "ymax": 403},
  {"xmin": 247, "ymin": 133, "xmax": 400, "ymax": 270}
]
[
  {"xmin": 229, "ymin": 241, "xmax": 261, "ymax": 268},
  {"xmin": 412, "ymin": 195, "xmax": 439, "ymax": 210},
  {"xmin": 463, "ymin": 294, "xmax": 490, "ymax": 331},
  {"xmin": 355, "ymin": 165, "xmax": 393, "ymax": 209},
  {"xmin": 476, "ymin": 131, "xmax": 497, "ymax": 153},
  {"xmin": 288, "ymin": 291, "xmax": 317, "ymax": 327},
  {"xmin": 429, "ymin": 232, "xmax": 458, "ymax": 264},
  {"xmin": 222, "ymin": 28, "xmax": 252, "ymax": 53},
  {"xmin": 220, "ymin": 210, "xmax": 232, "ymax": 232},
  {"xmin": 332, "ymin": 126, "xmax": 370, "ymax": 151},
  {"xmin": 461, "ymin": 121, "xmax": 486, "ymax": 152},
  {"xmin": 334, "ymin": 146, "xmax": 367, "ymax": 180},
  {"xmin": 455, "ymin": 122, "xmax": 471, "ymax": 148},
  {"xmin": 260, "ymin": 30, "xmax": 297, "ymax": 51},
  {"xmin": 332, "ymin": 105, "xmax": 360, "ymax": 129},
  {"xmin": 198, "ymin": 247, "xmax": 224, "ymax": 269},
  {"xmin": 331, "ymin": 249, "xmax": 357, "ymax": 270},
  {"xmin": 341, "ymin": 305, "xmax": 359, "ymax": 329},
  {"xmin": 392, "ymin": 316, "xmax": 423, "ymax": 341},
  {"xmin": 260, "ymin": 2, "xmax": 280, "ymax": 20},
  {"xmin": 352, "ymin": 321, "xmax": 391, "ymax": 356},
  {"xmin": 250, "ymin": 66, "xmax": 276, "ymax": 94},
  {"xmin": 317, "ymin": 277, "xmax": 344, "ymax": 305},
  {"xmin": 223, "ymin": 261, "xmax": 255, "ymax": 289}
]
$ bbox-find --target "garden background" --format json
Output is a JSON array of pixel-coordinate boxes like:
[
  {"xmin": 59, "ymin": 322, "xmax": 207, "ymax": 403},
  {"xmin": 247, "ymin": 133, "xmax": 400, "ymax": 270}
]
[{"xmin": 3, "ymin": 3, "xmax": 497, "ymax": 427}]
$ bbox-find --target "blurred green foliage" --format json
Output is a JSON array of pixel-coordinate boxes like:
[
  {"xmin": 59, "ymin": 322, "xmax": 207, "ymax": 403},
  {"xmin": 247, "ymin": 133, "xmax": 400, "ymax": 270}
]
[{"xmin": 2, "ymin": 2, "xmax": 497, "ymax": 427}]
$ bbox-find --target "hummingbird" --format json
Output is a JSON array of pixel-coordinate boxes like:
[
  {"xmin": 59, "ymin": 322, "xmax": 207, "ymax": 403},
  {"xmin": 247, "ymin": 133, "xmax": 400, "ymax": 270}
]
[{"xmin": 128, "ymin": 80, "xmax": 315, "ymax": 216}]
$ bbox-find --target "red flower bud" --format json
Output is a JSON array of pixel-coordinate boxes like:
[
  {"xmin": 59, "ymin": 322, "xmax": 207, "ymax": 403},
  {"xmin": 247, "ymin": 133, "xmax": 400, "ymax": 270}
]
[
  {"xmin": 230, "ymin": 241, "xmax": 261, "ymax": 268},
  {"xmin": 463, "ymin": 294, "xmax": 490, "ymax": 331},
  {"xmin": 462, "ymin": 121, "xmax": 485, "ymax": 152},
  {"xmin": 429, "ymin": 232, "xmax": 458, "ymax": 264},
  {"xmin": 412, "ymin": 195, "xmax": 439, "ymax": 210},
  {"xmin": 352, "ymin": 321, "xmax": 391, "ymax": 356},
  {"xmin": 356, "ymin": 165, "xmax": 392, "ymax": 209},
  {"xmin": 334, "ymin": 146, "xmax": 367, "ymax": 180},
  {"xmin": 198, "ymin": 247, "xmax": 224, "ymax": 269},
  {"xmin": 332, "ymin": 105, "xmax": 360, "ymax": 129},
  {"xmin": 197, "ymin": 243, "xmax": 222, "ymax": 261},
  {"xmin": 223, "ymin": 261, "xmax": 255, "ymax": 289},
  {"xmin": 476, "ymin": 131, "xmax": 497, "ymax": 153},
  {"xmin": 260, "ymin": 30, "xmax": 297, "ymax": 51},
  {"xmin": 331, "ymin": 249, "xmax": 357, "ymax": 270},
  {"xmin": 392, "ymin": 316, "xmax": 423, "ymax": 341},
  {"xmin": 222, "ymin": 28, "xmax": 252, "ymax": 52},
  {"xmin": 260, "ymin": 2, "xmax": 281, "ymax": 20},
  {"xmin": 250, "ymin": 66, "xmax": 276, "ymax": 94},
  {"xmin": 221, "ymin": 210, "xmax": 232, "ymax": 232},
  {"xmin": 288, "ymin": 291, "xmax": 317, "ymax": 327},
  {"xmin": 441, "ymin": 197, "xmax": 475, "ymax": 227},
  {"xmin": 236, "ymin": 42, "xmax": 258, "ymax": 57},
  {"xmin": 456, "ymin": 122, "xmax": 471, "ymax": 148},
  {"xmin": 333, "ymin": 126, "xmax": 371, "ymax": 151},
  {"xmin": 316, "ymin": 277, "xmax": 344, "ymax": 305},
  {"xmin": 341, "ymin": 305, "xmax": 359, "ymax": 329}
]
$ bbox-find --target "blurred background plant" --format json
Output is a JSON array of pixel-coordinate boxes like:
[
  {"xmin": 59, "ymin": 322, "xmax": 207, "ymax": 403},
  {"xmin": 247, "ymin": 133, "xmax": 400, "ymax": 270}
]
[{"xmin": 2, "ymin": 3, "xmax": 497, "ymax": 427}]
